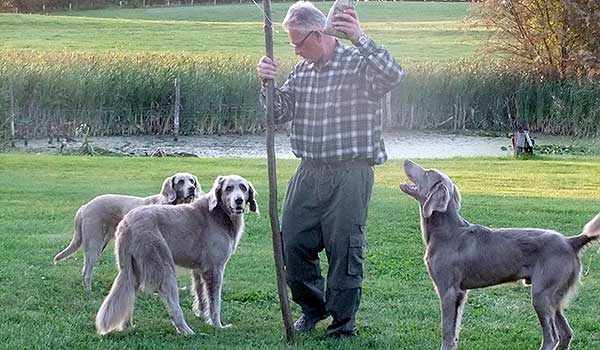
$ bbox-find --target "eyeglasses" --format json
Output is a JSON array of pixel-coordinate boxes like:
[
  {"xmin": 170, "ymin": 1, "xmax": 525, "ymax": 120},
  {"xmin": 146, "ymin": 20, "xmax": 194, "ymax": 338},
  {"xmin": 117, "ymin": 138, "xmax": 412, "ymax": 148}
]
[{"xmin": 289, "ymin": 31, "xmax": 314, "ymax": 49}]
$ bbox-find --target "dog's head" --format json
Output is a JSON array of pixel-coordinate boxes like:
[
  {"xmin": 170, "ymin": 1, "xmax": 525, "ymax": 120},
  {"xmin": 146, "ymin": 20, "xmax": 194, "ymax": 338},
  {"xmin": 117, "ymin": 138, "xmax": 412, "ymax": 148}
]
[
  {"xmin": 161, "ymin": 173, "xmax": 201, "ymax": 204},
  {"xmin": 399, "ymin": 160, "xmax": 461, "ymax": 218},
  {"xmin": 208, "ymin": 175, "xmax": 258, "ymax": 216}
]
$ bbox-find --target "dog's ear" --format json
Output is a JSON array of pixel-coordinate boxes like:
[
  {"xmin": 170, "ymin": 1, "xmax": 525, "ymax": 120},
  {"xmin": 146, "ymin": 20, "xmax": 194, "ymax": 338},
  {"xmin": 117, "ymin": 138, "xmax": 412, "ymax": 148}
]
[
  {"xmin": 208, "ymin": 176, "xmax": 224, "ymax": 212},
  {"xmin": 246, "ymin": 180, "xmax": 259, "ymax": 214},
  {"xmin": 161, "ymin": 175, "xmax": 177, "ymax": 204},
  {"xmin": 192, "ymin": 175, "xmax": 202, "ymax": 197},
  {"xmin": 451, "ymin": 183, "xmax": 461, "ymax": 211},
  {"xmin": 422, "ymin": 182, "xmax": 450, "ymax": 218}
]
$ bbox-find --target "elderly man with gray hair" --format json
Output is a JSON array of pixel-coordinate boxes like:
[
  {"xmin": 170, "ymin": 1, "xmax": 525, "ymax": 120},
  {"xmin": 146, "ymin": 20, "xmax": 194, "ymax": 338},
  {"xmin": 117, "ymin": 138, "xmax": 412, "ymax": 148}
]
[{"xmin": 257, "ymin": 1, "xmax": 403, "ymax": 338}]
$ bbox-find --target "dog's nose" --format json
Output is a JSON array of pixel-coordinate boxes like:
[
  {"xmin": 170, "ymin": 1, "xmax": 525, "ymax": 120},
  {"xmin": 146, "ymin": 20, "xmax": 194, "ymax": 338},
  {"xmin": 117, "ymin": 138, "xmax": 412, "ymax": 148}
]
[{"xmin": 235, "ymin": 198, "xmax": 243, "ymax": 205}]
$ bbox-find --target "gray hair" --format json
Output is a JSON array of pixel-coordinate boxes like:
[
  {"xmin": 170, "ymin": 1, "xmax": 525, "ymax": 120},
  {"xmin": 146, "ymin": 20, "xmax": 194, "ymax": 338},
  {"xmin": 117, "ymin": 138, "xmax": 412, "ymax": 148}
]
[{"xmin": 282, "ymin": 1, "xmax": 326, "ymax": 33}]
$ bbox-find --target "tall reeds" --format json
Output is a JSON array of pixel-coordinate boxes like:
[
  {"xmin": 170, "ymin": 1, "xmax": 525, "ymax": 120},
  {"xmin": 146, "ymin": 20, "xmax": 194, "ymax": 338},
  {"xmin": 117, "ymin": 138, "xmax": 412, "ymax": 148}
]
[{"xmin": 1, "ymin": 50, "xmax": 598, "ymax": 138}]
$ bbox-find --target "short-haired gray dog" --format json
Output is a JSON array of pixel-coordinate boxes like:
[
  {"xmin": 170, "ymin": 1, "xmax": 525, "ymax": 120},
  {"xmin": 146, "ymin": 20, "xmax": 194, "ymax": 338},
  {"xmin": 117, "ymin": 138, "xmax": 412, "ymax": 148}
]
[
  {"xmin": 54, "ymin": 173, "xmax": 200, "ymax": 290},
  {"xmin": 399, "ymin": 159, "xmax": 600, "ymax": 350}
]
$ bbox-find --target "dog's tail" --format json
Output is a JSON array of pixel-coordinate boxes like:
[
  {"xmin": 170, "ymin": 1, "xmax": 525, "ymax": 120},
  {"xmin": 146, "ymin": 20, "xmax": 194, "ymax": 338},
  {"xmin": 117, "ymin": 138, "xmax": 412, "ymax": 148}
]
[
  {"xmin": 96, "ymin": 223, "xmax": 137, "ymax": 335},
  {"xmin": 569, "ymin": 213, "xmax": 600, "ymax": 253},
  {"xmin": 53, "ymin": 207, "xmax": 84, "ymax": 263}
]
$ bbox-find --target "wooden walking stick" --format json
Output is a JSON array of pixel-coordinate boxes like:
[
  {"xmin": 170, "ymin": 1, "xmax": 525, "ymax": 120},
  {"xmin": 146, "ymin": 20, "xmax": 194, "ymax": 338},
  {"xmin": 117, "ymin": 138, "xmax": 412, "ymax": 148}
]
[{"xmin": 262, "ymin": 0, "xmax": 295, "ymax": 343}]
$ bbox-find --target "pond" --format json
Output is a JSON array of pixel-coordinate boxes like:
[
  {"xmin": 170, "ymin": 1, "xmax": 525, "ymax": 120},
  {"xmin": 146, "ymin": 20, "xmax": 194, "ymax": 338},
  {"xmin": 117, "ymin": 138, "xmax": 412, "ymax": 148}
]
[{"xmin": 8, "ymin": 130, "xmax": 596, "ymax": 159}]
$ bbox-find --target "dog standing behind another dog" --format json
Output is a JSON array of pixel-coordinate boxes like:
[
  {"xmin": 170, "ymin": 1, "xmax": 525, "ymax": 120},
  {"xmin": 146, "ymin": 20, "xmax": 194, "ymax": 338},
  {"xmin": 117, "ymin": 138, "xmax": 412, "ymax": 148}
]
[
  {"xmin": 399, "ymin": 159, "xmax": 600, "ymax": 350},
  {"xmin": 95, "ymin": 175, "xmax": 257, "ymax": 336},
  {"xmin": 54, "ymin": 173, "xmax": 200, "ymax": 290}
]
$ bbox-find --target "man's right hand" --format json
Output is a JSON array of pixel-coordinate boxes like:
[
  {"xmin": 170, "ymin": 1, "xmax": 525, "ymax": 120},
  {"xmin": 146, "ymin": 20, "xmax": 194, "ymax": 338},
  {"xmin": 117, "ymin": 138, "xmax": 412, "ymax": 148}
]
[{"xmin": 257, "ymin": 56, "xmax": 278, "ymax": 82}]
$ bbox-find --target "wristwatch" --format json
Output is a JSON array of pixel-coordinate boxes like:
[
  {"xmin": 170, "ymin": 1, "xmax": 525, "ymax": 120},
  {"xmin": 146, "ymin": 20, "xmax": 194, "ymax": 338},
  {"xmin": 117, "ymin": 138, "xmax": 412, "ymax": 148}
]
[{"xmin": 357, "ymin": 34, "xmax": 369, "ymax": 47}]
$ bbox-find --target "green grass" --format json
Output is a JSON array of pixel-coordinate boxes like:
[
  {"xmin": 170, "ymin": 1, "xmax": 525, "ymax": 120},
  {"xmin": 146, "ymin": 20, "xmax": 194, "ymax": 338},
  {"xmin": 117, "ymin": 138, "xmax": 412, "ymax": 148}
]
[
  {"xmin": 1, "ymin": 154, "xmax": 599, "ymax": 349},
  {"xmin": 0, "ymin": 2, "xmax": 489, "ymax": 61}
]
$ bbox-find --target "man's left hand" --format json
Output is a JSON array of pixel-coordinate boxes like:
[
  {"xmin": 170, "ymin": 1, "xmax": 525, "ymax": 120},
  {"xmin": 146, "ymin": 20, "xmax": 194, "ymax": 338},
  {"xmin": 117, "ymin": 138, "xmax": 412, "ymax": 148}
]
[{"xmin": 332, "ymin": 9, "xmax": 364, "ymax": 45}]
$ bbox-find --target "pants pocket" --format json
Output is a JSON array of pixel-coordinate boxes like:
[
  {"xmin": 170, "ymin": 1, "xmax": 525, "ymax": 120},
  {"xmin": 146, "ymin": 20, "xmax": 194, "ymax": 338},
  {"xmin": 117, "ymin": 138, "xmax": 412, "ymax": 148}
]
[{"xmin": 347, "ymin": 227, "xmax": 366, "ymax": 276}]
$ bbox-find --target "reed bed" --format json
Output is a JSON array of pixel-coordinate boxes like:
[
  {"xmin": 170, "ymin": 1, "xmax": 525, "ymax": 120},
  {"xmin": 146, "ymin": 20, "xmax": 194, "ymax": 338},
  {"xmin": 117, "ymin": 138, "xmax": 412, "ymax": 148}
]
[{"xmin": 1, "ymin": 50, "xmax": 599, "ymax": 139}]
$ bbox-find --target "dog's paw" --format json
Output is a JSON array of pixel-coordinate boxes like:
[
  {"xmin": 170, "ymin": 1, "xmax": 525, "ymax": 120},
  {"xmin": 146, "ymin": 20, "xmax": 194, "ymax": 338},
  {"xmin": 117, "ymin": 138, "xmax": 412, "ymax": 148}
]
[{"xmin": 177, "ymin": 325, "xmax": 195, "ymax": 336}]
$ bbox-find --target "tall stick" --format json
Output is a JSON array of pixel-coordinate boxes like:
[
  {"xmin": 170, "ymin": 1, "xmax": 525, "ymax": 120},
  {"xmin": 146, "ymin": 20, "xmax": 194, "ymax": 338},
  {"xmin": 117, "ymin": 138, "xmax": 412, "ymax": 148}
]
[{"xmin": 262, "ymin": 0, "xmax": 295, "ymax": 343}]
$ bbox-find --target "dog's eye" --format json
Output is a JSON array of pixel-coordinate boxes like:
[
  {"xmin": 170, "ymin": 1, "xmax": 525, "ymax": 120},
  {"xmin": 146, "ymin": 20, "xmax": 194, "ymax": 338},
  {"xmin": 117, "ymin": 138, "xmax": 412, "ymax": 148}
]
[
  {"xmin": 239, "ymin": 184, "xmax": 247, "ymax": 192},
  {"xmin": 178, "ymin": 179, "xmax": 184, "ymax": 184},
  {"xmin": 225, "ymin": 185, "xmax": 233, "ymax": 192}
]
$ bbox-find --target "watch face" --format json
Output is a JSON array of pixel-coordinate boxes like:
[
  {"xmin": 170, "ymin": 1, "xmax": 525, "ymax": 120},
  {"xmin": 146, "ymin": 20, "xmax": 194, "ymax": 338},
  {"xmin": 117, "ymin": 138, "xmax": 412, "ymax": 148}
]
[{"xmin": 359, "ymin": 35, "xmax": 368, "ymax": 46}]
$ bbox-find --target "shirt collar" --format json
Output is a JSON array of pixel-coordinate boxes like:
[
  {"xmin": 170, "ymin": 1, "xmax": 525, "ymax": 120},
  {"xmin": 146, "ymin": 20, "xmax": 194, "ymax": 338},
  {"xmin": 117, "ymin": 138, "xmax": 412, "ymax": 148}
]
[{"xmin": 309, "ymin": 40, "xmax": 345, "ymax": 71}]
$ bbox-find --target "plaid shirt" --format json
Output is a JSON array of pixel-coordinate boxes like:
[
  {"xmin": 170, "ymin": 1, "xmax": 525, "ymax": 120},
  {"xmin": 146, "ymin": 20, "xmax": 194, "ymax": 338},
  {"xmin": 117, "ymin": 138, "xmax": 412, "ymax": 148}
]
[{"xmin": 261, "ymin": 38, "xmax": 403, "ymax": 164}]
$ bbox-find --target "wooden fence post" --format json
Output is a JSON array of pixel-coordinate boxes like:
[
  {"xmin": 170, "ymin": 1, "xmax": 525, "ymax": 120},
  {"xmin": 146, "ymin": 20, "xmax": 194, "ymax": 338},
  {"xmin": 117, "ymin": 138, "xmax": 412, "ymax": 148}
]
[
  {"xmin": 9, "ymin": 84, "xmax": 16, "ymax": 148},
  {"xmin": 173, "ymin": 78, "xmax": 180, "ymax": 141},
  {"xmin": 382, "ymin": 91, "xmax": 392, "ymax": 127}
]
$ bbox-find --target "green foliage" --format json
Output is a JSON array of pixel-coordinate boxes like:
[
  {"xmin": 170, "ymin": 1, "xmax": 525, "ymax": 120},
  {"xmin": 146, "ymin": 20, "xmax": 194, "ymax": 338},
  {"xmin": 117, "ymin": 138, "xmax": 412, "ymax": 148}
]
[
  {"xmin": 0, "ymin": 154, "xmax": 599, "ymax": 349},
  {"xmin": 474, "ymin": 0, "xmax": 600, "ymax": 78},
  {"xmin": 535, "ymin": 144, "xmax": 596, "ymax": 156},
  {"xmin": 395, "ymin": 59, "xmax": 600, "ymax": 136},
  {"xmin": 2, "ymin": 52, "xmax": 599, "ymax": 138}
]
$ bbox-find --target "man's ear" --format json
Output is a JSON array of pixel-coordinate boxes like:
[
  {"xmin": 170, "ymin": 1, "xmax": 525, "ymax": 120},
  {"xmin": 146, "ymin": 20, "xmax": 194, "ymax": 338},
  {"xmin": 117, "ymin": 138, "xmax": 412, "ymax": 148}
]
[{"xmin": 422, "ymin": 182, "xmax": 450, "ymax": 218}]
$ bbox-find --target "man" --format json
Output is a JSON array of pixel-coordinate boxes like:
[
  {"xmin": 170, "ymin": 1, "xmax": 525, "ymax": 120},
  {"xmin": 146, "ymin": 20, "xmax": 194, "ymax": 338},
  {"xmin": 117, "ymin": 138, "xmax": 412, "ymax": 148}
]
[{"xmin": 257, "ymin": 1, "xmax": 403, "ymax": 337}]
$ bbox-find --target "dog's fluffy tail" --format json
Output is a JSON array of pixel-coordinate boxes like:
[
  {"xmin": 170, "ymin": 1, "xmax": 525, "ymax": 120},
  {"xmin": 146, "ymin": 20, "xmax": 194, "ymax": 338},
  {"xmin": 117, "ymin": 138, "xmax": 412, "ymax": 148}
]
[
  {"xmin": 54, "ymin": 207, "xmax": 84, "ymax": 263},
  {"xmin": 569, "ymin": 213, "xmax": 600, "ymax": 253},
  {"xmin": 96, "ymin": 224, "xmax": 137, "ymax": 335}
]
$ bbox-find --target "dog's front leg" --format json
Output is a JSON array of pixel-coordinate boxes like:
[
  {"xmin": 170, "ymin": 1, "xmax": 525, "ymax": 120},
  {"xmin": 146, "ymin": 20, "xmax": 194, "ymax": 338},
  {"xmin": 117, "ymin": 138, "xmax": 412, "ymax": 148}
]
[
  {"xmin": 439, "ymin": 287, "xmax": 467, "ymax": 350},
  {"xmin": 191, "ymin": 269, "xmax": 210, "ymax": 321},
  {"xmin": 203, "ymin": 268, "xmax": 230, "ymax": 328}
]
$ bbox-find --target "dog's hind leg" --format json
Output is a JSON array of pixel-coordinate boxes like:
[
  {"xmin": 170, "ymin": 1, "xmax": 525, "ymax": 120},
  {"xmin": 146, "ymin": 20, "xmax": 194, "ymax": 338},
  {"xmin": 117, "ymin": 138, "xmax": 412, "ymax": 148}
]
[
  {"xmin": 191, "ymin": 269, "xmax": 209, "ymax": 322},
  {"xmin": 82, "ymin": 242, "xmax": 103, "ymax": 291},
  {"xmin": 160, "ymin": 274, "xmax": 194, "ymax": 336},
  {"xmin": 532, "ymin": 289, "xmax": 559, "ymax": 350},
  {"xmin": 203, "ymin": 268, "xmax": 229, "ymax": 328},
  {"xmin": 439, "ymin": 287, "xmax": 467, "ymax": 350},
  {"xmin": 554, "ymin": 310, "xmax": 573, "ymax": 350}
]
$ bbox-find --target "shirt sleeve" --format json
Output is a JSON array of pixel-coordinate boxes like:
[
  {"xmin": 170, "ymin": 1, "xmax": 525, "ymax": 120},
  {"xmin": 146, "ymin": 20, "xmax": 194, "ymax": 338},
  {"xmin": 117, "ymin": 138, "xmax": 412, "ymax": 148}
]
[
  {"xmin": 259, "ymin": 70, "xmax": 296, "ymax": 124},
  {"xmin": 357, "ymin": 37, "xmax": 404, "ymax": 99}
]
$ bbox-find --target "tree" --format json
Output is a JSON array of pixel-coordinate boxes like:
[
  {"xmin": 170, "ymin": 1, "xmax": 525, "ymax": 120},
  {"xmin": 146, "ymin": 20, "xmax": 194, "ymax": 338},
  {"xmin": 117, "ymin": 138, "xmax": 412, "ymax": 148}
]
[{"xmin": 476, "ymin": 0, "xmax": 600, "ymax": 78}]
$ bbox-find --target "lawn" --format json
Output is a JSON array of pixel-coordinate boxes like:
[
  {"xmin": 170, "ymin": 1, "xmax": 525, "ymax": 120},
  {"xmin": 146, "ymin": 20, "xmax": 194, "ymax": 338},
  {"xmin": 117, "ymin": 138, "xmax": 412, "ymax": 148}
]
[
  {"xmin": 0, "ymin": 153, "xmax": 599, "ymax": 349},
  {"xmin": 0, "ymin": 2, "xmax": 490, "ymax": 61}
]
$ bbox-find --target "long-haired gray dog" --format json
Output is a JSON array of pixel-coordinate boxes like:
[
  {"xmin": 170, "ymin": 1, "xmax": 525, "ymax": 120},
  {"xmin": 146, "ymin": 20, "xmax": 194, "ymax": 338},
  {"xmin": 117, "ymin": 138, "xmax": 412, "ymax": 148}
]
[
  {"xmin": 95, "ymin": 175, "xmax": 257, "ymax": 336},
  {"xmin": 399, "ymin": 159, "xmax": 600, "ymax": 350},
  {"xmin": 54, "ymin": 173, "xmax": 200, "ymax": 290}
]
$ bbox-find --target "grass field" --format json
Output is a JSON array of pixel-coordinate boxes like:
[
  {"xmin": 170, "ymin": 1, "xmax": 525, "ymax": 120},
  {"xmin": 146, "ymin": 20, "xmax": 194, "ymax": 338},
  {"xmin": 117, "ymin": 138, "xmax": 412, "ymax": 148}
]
[
  {"xmin": 0, "ymin": 2, "xmax": 489, "ymax": 61},
  {"xmin": 1, "ymin": 153, "xmax": 599, "ymax": 349}
]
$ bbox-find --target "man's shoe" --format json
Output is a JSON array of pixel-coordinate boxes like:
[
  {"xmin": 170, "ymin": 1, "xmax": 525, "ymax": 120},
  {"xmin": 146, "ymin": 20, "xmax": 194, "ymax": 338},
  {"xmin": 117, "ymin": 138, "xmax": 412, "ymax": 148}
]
[
  {"xmin": 293, "ymin": 313, "xmax": 329, "ymax": 332},
  {"xmin": 325, "ymin": 330, "xmax": 356, "ymax": 339},
  {"xmin": 325, "ymin": 322, "xmax": 357, "ymax": 338}
]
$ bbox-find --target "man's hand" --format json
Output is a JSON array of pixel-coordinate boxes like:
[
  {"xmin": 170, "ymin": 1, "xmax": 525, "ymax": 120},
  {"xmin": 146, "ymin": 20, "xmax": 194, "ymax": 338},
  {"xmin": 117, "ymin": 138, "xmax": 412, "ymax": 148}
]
[
  {"xmin": 257, "ymin": 56, "xmax": 278, "ymax": 83},
  {"xmin": 332, "ymin": 8, "xmax": 364, "ymax": 45}
]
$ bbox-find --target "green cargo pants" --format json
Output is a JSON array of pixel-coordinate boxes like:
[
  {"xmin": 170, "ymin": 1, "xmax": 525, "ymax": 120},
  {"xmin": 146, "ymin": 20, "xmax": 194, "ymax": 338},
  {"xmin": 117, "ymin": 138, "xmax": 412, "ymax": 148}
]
[{"xmin": 281, "ymin": 159, "xmax": 374, "ymax": 336}]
